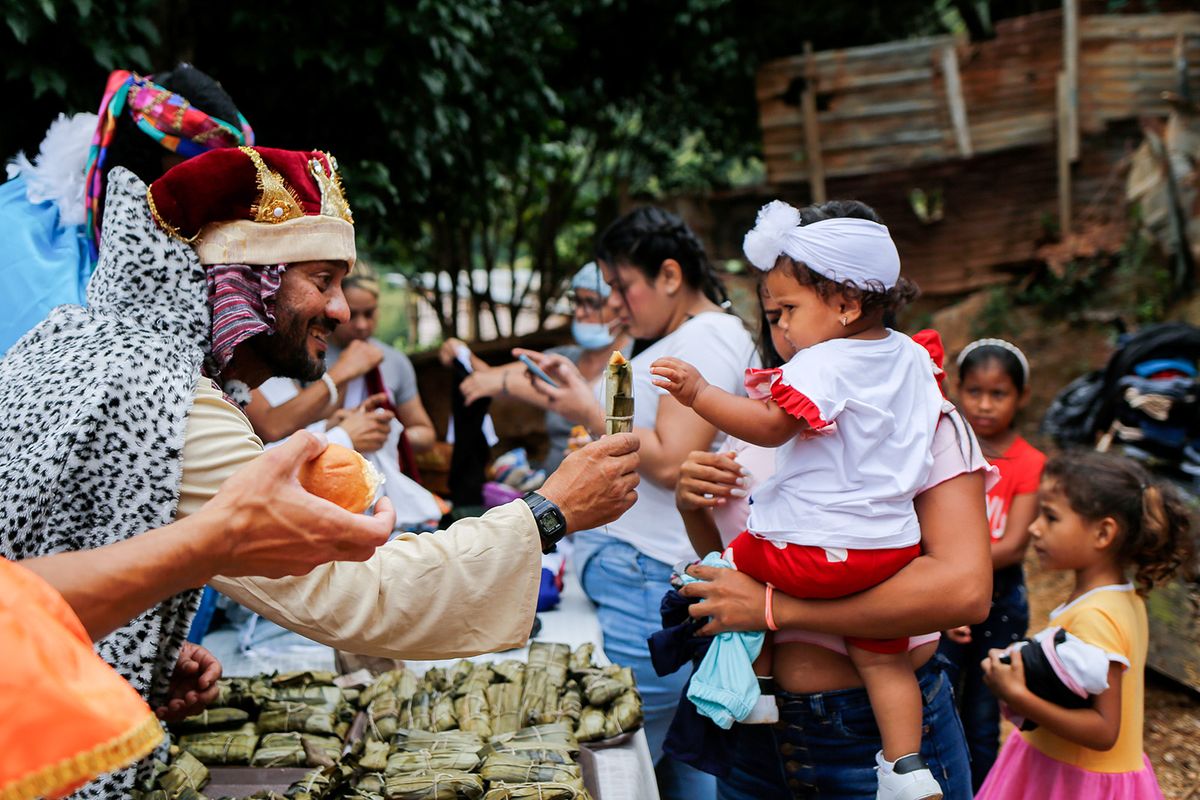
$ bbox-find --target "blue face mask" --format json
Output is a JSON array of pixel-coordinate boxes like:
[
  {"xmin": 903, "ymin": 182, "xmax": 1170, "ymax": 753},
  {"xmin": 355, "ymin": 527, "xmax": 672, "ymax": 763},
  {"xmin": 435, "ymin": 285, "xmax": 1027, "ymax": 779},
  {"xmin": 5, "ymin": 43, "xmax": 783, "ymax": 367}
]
[{"xmin": 572, "ymin": 319, "xmax": 615, "ymax": 350}]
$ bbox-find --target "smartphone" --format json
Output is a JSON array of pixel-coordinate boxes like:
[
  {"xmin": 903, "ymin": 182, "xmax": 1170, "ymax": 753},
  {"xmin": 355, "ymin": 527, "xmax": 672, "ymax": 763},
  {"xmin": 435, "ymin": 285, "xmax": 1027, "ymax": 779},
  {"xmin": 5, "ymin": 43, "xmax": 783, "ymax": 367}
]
[{"xmin": 518, "ymin": 353, "xmax": 560, "ymax": 388}]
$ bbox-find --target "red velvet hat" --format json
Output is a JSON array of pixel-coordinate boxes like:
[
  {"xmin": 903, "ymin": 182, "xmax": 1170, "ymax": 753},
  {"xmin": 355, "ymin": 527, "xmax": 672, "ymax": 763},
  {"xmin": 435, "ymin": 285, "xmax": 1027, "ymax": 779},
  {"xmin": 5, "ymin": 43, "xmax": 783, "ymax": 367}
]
[{"xmin": 147, "ymin": 146, "xmax": 355, "ymax": 267}]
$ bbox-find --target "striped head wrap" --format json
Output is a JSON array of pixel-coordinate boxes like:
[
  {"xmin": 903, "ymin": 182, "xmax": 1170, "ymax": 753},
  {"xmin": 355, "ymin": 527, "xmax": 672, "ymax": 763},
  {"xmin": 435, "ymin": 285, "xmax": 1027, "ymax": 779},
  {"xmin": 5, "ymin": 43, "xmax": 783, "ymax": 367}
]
[
  {"xmin": 205, "ymin": 263, "xmax": 284, "ymax": 373},
  {"xmin": 84, "ymin": 70, "xmax": 254, "ymax": 262}
]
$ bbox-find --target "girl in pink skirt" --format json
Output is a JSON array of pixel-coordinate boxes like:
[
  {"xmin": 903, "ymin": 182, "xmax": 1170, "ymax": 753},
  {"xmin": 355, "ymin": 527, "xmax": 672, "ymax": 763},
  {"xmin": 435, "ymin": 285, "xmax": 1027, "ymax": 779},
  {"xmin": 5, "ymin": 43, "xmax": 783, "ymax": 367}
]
[{"xmin": 976, "ymin": 451, "xmax": 1192, "ymax": 799}]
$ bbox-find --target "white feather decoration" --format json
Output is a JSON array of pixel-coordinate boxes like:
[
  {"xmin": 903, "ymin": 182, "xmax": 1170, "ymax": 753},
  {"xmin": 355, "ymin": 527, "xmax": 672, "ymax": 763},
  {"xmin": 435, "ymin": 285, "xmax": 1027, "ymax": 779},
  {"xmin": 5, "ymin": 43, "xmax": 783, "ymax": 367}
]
[
  {"xmin": 742, "ymin": 199, "xmax": 801, "ymax": 271},
  {"xmin": 6, "ymin": 112, "xmax": 97, "ymax": 229}
]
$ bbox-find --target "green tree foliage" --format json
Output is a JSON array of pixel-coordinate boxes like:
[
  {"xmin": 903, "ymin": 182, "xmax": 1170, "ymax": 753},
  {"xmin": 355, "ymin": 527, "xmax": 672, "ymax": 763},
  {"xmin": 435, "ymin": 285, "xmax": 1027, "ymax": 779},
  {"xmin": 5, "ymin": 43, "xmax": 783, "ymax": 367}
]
[{"xmin": 2, "ymin": 0, "xmax": 980, "ymax": 339}]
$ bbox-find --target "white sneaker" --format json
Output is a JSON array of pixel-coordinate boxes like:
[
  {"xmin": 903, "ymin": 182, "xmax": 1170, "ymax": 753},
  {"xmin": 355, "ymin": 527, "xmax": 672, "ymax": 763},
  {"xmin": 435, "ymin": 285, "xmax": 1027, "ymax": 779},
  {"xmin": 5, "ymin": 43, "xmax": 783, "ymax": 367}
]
[{"xmin": 875, "ymin": 752, "xmax": 943, "ymax": 800}]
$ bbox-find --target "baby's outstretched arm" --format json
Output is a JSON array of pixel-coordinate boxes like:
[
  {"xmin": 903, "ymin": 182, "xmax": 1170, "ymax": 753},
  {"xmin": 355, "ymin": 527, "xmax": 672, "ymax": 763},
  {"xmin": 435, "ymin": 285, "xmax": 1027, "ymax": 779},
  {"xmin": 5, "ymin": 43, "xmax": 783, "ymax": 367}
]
[{"xmin": 651, "ymin": 357, "xmax": 805, "ymax": 447}]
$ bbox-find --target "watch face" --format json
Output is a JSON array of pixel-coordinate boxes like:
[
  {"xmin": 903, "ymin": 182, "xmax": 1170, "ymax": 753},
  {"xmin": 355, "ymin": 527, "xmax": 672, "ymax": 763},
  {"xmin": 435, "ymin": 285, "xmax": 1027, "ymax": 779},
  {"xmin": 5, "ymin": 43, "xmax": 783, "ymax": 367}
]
[{"xmin": 538, "ymin": 510, "xmax": 564, "ymax": 535}]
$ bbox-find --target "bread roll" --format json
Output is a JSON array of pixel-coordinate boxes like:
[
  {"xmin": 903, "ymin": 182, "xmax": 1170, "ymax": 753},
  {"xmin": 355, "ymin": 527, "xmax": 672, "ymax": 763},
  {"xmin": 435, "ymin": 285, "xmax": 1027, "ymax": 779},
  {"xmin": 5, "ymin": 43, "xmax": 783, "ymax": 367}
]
[{"xmin": 298, "ymin": 443, "xmax": 384, "ymax": 513}]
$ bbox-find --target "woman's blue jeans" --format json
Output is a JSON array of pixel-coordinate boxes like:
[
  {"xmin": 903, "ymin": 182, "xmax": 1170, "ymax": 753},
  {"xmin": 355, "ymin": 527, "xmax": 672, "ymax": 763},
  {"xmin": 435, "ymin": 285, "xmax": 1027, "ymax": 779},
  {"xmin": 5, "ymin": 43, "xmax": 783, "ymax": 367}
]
[
  {"xmin": 936, "ymin": 565, "xmax": 1029, "ymax": 791},
  {"xmin": 573, "ymin": 532, "xmax": 716, "ymax": 800},
  {"xmin": 716, "ymin": 654, "xmax": 972, "ymax": 800}
]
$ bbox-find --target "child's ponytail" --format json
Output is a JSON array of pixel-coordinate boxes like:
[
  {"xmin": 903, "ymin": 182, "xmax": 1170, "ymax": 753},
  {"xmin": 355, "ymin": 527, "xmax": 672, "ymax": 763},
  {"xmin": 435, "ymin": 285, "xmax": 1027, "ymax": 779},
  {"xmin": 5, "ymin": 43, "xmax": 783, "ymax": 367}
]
[{"xmin": 1131, "ymin": 481, "xmax": 1194, "ymax": 595}]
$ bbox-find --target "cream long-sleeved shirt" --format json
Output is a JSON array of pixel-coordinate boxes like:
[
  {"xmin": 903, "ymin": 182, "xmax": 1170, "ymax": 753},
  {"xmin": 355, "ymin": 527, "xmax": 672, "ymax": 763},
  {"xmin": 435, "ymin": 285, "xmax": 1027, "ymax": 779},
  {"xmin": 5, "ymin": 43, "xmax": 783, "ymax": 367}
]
[{"xmin": 178, "ymin": 377, "xmax": 540, "ymax": 660}]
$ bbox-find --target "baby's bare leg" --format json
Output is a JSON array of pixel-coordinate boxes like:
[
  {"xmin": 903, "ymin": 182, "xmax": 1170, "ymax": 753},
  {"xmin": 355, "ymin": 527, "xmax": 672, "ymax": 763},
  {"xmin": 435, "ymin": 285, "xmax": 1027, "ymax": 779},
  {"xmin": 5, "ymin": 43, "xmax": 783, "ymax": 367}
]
[{"xmin": 847, "ymin": 644, "xmax": 922, "ymax": 761}]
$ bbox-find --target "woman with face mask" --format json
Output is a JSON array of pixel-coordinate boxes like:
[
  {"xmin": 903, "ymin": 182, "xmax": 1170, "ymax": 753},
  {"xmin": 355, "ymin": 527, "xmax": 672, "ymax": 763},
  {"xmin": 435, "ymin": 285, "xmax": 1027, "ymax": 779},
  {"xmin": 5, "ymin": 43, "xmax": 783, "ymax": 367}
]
[{"xmin": 439, "ymin": 262, "xmax": 632, "ymax": 473}]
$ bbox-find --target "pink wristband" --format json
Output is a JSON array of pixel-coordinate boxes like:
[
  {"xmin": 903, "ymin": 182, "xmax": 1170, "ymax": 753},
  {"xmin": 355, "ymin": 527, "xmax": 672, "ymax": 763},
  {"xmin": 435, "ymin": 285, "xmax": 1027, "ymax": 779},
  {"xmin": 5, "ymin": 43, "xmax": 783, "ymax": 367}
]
[{"xmin": 764, "ymin": 583, "xmax": 779, "ymax": 631}]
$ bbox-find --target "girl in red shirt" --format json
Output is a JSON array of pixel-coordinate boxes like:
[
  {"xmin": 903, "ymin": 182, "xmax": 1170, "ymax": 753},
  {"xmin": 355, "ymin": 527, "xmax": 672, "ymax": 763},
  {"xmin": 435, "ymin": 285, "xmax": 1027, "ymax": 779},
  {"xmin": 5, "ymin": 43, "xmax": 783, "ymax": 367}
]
[{"xmin": 939, "ymin": 338, "xmax": 1046, "ymax": 791}]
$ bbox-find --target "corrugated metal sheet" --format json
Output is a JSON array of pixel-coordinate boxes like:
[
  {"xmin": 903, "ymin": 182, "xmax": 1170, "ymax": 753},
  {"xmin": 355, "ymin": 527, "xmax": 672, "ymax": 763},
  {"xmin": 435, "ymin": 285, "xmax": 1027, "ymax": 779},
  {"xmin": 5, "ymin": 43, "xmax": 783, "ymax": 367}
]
[{"xmin": 757, "ymin": 10, "xmax": 1200, "ymax": 185}]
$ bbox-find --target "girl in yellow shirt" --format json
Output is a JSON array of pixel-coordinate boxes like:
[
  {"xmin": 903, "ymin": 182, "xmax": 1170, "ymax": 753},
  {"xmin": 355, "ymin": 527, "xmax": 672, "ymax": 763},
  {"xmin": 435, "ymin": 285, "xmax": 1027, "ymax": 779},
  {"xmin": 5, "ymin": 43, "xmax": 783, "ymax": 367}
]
[{"xmin": 976, "ymin": 451, "xmax": 1192, "ymax": 799}]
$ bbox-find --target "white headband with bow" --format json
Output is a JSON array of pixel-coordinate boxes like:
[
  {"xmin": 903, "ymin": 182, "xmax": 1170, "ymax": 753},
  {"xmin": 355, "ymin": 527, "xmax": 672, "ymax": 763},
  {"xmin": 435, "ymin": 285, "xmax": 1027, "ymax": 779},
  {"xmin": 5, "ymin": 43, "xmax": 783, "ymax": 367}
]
[{"xmin": 742, "ymin": 200, "xmax": 901, "ymax": 291}]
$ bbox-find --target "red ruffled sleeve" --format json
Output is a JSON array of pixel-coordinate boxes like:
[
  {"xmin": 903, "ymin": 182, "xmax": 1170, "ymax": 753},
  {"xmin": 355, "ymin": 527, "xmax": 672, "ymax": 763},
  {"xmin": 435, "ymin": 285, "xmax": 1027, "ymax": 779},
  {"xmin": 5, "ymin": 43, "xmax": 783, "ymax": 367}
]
[
  {"xmin": 912, "ymin": 328, "xmax": 947, "ymax": 397},
  {"xmin": 744, "ymin": 367, "xmax": 833, "ymax": 429}
]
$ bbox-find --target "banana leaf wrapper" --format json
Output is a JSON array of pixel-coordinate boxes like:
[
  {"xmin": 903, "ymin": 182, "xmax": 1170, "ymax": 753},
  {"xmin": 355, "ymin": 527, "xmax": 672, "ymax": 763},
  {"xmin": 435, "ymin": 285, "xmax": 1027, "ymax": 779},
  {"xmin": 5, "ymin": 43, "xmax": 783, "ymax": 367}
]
[
  {"xmin": 518, "ymin": 669, "xmax": 557, "ymax": 726},
  {"xmin": 573, "ymin": 707, "xmax": 607, "ymax": 743},
  {"xmin": 526, "ymin": 642, "xmax": 570, "ymax": 688},
  {"xmin": 556, "ymin": 682, "xmax": 582, "ymax": 726},
  {"xmin": 490, "ymin": 660, "xmax": 525, "ymax": 685},
  {"xmin": 603, "ymin": 690, "xmax": 643, "ymax": 738},
  {"xmin": 488, "ymin": 722, "xmax": 578, "ymax": 752},
  {"xmin": 454, "ymin": 691, "xmax": 492, "ymax": 738},
  {"xmin": 258, "ymin": 701, "xmax": 337, "ymax": 735},
  {"xmin": 345, "ymin": 793, "xmax": 385, "ymax": 800},
  {"xmin": 302, "ymin": 733, "xmax": 344, "ymax": 767},
  {"xmin": 603, "ymin": 351, "xmax": 634, "ymax": 435},
  {"xmin": 273, "ymin": 670, "xmax": 339, "ymax": 688},
  {"xmin": 214, "ymin": 677, "xmax": 276, "ymax": 710},
  {"xmin": 454, "ymin": 664, "xmax": 495, "ymax": 698},
  {"xmin": 478, "ymin": 743, "xmax": 576, "ymax": 764},
  {"xmin": 568, "ymin": 644, "xmax": 594, "ymax": 677},
  {"xmin": 360, "ymin": 670, "xmax": 401, "ymax": 708},
  {"xmin": 385, "ymin": 750, "xmax": 482, "ymax": 775},
  {"xmin": 132, "ymin": 791, "xmax": 170, "ymax": 800},
  {"xmin": 486, "ymin": 683, "xmax": 523, "ymax": 736},
  {"xmin": 612, "ymin": 666, "xmax": 635, "ymax": 689},
  {"xmin": 252, "ymin": 732, "xmax": 307, "ymax": 767},
  {"xmin": 179, "ymin": 723, "xmax": 259, "ymax": 765},
  {"xmin": 383, "ymin": 771, "xmax": 483, "ymax": 800},
  {"xmin": 284, "ymin": 766, "xmax": 336, "ymax": 800},
  {"xmin": 431, "ymin": 692, "xmax": 458, "ymax": 732},
  {"xmin": 581, "ymin": 674, "xmax": 624, "ymax": 707},
  {"xmin": 479, "ymin": 755, "xmax": 581, "ymax": 785},
  {"xmin": 447, "ymin": 660, "xmax": 474, "ymax": 692},
  {"xmin": 157, "ymin": 751, "xmax": 210, "ymax": 798},
  {"xmin": 481, "ymin": 782, "xmax": 590, "ymax": 800},
  {"xmin": 367, "ymin": 691, "xmax": 401, "ymax": 741},
  {"xmin": 392, "ymin": 729, "xmax": 485, "ymax": 752},
  {"xmin": 394, "ymin": 670, "xmax": 421, "ymax": 703},
  {"xmin": 355, "ymin": 773, "xmax": 388, "ymax": 796},
  {"xmin": 172, "ymin": 707, "xmax": 251, "ymax": 733},
  {"xmin": 421, "ymin": 667, "xmax": 450, "ymax": 694},
  {"xmin": 400, "ymin": 691, "xmax": 434, "ymax": 732},
  {"xmin": 359, "ymin": 739, "xmax": 392, "ymax": 771},
  {"xmin": 274, "ymin": 684, "xmax": 344, "ymax": 712}
]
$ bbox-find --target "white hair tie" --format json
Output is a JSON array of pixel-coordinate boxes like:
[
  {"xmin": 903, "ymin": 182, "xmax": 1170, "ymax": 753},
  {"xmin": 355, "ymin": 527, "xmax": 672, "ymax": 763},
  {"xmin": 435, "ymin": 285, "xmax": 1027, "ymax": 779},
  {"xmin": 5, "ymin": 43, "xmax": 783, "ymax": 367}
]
[
  {"xmin": 741, "ymin": 200, "xmax": 901, "ymax": 290},
  {"xmin": 957, "ymin": 338, "xmax": 1030, "ymax": 384}
]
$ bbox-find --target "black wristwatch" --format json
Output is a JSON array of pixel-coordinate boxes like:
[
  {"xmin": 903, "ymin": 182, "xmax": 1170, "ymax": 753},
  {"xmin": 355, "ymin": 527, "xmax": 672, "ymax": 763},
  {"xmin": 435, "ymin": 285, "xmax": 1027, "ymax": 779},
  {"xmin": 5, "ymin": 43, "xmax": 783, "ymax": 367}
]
[{"xmin": 523, "ymin": 491, "xmax": 568, "ymax": 554}]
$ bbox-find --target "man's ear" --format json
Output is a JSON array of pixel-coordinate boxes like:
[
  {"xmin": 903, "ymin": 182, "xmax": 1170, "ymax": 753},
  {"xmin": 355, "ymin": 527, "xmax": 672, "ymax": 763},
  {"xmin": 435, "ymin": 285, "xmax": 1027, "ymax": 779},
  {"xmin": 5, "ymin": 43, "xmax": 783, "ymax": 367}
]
[{"xmin": 658, "ymin": 259, "xmax": 684, "ymax": 296}]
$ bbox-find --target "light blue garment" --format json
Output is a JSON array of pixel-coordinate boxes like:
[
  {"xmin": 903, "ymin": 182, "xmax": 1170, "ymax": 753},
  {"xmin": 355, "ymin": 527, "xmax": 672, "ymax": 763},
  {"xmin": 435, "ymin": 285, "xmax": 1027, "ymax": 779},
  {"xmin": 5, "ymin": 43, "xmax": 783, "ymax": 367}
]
[
  {"xmin": 571, "ymin": 531, "xmax": 716, "ymax": 800},
  {"xmin": 681, "ymin": 552, "xmax": 765, "ymax": 730},
  {"xmin": 0, "ymin": 176, "xmax": 92, "ymax": 355}
]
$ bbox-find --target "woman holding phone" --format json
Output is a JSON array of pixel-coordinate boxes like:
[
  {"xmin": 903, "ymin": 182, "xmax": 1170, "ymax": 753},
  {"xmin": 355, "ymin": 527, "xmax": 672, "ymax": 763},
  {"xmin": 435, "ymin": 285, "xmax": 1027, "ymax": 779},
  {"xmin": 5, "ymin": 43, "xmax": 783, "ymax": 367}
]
[{"xmin": 519, "ymin": 207, "xmax": 757, "ymax": 800}]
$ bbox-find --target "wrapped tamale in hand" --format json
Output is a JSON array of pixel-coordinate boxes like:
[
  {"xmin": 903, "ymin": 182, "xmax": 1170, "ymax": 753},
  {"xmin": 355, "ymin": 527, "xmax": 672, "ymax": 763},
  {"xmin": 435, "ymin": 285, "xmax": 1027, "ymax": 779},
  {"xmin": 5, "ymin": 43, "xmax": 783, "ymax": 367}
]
[
  {"xmin": 252, "ymin": 732, "xmax": 307, "ymax": 767},
  {"xmin": 383, "ymin": 771, "xmax": 484, "ymax": 800},
  {"xmin": 454, "ymin": 690, "xmax": 492, "ymax": 738},
  {"xmin": 391, "ymin": 729, "xmax": 484, "ymax": 753},
  {"xmin": 479, "ymin": 754, "xmax": 581, "ymax": 785},
  {"xmin": 603, "ymin": 690, "xmax": 643, "ymax": 739},
  {"xmin": 258, "ymin": 700, "xmax": 337, "ymax": 734},
  {"xmin": 573, "ymin": 707, "xmax": 606, "ymax": 743},
  {"xmin": 486, "ymin": 683, "xmax": 523, "ymax": 736},
  {"xmin": 172, "ymin": 707, "xmax": 250, "ymax": 733},
  {"xmin": 385, "ymin": 749, "xmax": 482, "ymax": 775},
  {"xmin": 604, "ymin": 351, "xmax": 633, "ymax": 435},
  {"xmin": 555, "ymin": 681, "xmax": 582, "ymax": 726},
  {"xmin": 157, "ymin": 750, "xmax": 210, "ymax": 799},
  {"xmin": 430, "ymin": 692, "xmax": 459, "ymax": 732},
  {"xmin": 179, "ymin": 722, "xmax": 259, "ymax": 765},
  {"xmin": 526, "ymin": 642, "xmax": 570, "ymax": 687},
  {"xmin": 482, "ymin": 783, "xmax": 590, "ymax": 800}
]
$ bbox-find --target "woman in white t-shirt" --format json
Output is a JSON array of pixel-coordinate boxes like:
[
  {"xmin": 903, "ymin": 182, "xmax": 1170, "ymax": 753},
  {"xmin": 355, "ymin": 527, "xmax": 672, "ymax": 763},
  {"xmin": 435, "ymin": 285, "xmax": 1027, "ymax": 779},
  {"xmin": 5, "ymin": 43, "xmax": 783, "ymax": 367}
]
[{"xmin": 519, "ymin": 206, "xmax": 756, "ymax": 800}]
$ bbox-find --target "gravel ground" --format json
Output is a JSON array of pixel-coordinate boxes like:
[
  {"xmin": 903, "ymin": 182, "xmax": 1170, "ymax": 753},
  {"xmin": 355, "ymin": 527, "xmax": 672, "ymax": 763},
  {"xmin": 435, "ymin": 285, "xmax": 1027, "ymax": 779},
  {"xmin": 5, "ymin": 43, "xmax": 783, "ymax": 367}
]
[{"xmin": 1022, "ymin": 554, "xmax": 1200, "ymax": 798}]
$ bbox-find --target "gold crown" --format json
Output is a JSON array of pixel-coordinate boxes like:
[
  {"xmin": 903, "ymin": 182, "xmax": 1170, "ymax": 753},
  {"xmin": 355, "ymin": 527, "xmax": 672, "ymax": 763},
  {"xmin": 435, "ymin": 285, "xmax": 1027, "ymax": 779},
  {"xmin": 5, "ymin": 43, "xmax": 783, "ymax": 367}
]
[
  {"xmin": 310, "ymin": 153, "xmax": 353, "ymax": 224},
  {"xmin": 241, "ymin": 146, "xmax": 304, "ymax": 224}
]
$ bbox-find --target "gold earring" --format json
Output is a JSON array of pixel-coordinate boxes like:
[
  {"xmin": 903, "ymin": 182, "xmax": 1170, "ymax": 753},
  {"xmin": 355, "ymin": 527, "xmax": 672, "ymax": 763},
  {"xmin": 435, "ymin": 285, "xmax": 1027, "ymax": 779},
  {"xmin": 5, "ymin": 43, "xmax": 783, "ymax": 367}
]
[{"xmin": 840, "ymin": 316, "xmax": 848, "ymax": 327}]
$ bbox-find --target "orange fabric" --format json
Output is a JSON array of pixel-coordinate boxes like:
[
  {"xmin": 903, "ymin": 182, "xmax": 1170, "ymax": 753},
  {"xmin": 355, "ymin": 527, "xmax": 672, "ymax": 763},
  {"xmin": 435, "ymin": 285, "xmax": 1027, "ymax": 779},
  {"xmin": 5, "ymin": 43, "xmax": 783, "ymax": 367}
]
[{"xmin": 0, "ymin": 558, "xmax": 162, "ymax": 800}]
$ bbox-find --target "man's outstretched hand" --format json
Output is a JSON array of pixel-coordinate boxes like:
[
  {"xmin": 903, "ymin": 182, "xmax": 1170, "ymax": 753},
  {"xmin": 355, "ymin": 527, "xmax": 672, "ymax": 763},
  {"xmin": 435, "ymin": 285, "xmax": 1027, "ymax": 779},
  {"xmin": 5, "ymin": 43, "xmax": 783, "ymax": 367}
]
[{"xmin": 539, "ymin": 432, "xmax": 640, "ymax": 532}]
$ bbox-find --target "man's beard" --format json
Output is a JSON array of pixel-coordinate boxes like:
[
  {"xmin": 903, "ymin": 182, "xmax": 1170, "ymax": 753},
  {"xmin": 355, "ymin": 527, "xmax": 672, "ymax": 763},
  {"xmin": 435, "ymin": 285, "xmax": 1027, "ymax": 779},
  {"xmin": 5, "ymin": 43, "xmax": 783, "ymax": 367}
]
[{"xmin": 256, "ymin": 313, "xmax": 335, "ymax": 382}]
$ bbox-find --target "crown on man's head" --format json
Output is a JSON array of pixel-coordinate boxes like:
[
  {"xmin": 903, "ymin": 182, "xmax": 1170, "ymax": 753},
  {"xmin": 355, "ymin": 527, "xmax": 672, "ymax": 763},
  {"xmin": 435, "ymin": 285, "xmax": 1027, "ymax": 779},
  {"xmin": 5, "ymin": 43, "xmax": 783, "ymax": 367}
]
[{"xmin": 147, "ymin": 146, "xmax": 355, "ymax": 267}]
